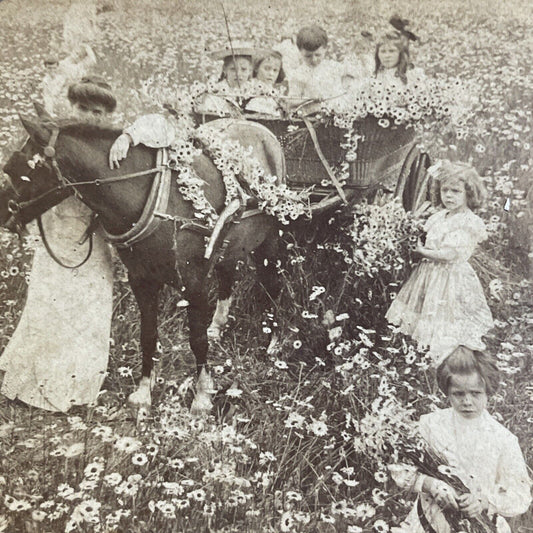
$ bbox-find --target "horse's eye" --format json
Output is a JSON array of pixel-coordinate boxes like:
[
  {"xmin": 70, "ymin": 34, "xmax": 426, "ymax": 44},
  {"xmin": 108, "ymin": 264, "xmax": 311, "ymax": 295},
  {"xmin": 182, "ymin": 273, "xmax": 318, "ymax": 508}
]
[{"xmin": 20, "ymin": 176, "xmax": 31, "ymax": 182}]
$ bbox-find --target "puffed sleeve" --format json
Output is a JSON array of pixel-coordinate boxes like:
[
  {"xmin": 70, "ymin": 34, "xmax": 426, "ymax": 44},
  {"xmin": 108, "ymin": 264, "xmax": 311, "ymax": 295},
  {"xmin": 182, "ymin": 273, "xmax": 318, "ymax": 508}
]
[
  {"xmin": 488, "ymin": 434, "xmax": 532, "ymax": 517},
  {"xmin": 123, "ymin": 114, "xmax": 178, "ymax": 148}
]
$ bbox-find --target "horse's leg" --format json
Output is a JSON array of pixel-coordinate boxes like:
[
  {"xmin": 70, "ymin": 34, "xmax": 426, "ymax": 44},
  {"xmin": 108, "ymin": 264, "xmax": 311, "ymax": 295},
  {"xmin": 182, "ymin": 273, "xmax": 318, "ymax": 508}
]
[
  {"xmin": 182, "ymin": 262, "xmax": 215, "ymax": 414},
  {"xmin": 252, "ymin": 229, "xmax": 282, "ymax": 304},
  {"xmin": 207, "ymin": 261, "xmax": 236, "ymax": 341},
  {"xmin": 252, "ymin": 230, "xmax": 282, "ymax": 354},
  {"xmin": 127, "ymin": 276, "xmax": 161, "ymax": 406}
]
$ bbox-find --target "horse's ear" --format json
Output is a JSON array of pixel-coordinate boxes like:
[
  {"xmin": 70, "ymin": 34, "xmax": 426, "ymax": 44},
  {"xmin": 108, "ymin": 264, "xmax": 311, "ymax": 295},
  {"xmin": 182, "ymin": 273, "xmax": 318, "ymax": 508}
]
[
  {"xmin": 19, "ymin": 115, "xmax": 51, "ymax": 146},
  {"xmin": 33, "ymin": 102, "xmax": 54, "ymax": 123}
]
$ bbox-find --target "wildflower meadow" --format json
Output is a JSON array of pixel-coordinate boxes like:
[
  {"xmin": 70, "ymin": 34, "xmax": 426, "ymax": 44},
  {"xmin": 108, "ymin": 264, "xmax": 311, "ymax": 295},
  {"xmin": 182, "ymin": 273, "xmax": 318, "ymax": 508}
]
[{"xmin": 0, "ymin": 0, "xmax": 532, "ymax": 532}]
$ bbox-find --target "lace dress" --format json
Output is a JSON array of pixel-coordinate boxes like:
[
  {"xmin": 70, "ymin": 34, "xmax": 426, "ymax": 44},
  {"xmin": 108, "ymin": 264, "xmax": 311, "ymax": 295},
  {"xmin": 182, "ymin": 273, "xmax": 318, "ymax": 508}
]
[
  {"xmin": 0, "ymin": 199, "xmax": 113, "ymax": 411},
  {"xmin": 389, "ymin": 408, "xmax": 532, "ymax": 533},
  {"xmin": 385, "ymin": 209, "xmax": 493, "ymax": 366}
]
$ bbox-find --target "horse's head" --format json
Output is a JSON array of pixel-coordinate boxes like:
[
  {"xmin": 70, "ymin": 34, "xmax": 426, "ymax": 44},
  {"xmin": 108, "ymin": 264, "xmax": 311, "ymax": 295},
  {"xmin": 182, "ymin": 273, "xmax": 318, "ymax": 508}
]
[{"xmin": 1, "ymin": 118, "xmax": 76, "ymax": 233}]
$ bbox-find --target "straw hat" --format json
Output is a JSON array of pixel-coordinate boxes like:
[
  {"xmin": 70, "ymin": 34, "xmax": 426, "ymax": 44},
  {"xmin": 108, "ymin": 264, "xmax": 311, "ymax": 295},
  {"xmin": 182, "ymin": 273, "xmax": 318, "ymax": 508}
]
[{"xmin": 210, "ymin": 40, "xmax": 268, "ymax": 61}]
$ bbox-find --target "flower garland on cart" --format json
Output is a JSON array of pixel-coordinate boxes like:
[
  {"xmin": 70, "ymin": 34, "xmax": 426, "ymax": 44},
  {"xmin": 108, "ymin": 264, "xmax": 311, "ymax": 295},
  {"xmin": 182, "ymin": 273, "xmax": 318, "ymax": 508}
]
[{"xmin": 168, "ymin": 125, "xmax": 312, "ymax": 228}]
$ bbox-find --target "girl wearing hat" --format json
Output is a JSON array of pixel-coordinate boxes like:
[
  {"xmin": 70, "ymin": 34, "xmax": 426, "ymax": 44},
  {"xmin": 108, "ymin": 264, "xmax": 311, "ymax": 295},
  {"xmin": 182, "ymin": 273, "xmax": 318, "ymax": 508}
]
[
  {"xmin": 0, "ymin": 77, "xmax": 116, "ymax": 412},
  {"xmin": 195, "ymin": 42, "xmax": 256, "ymax": 116}
]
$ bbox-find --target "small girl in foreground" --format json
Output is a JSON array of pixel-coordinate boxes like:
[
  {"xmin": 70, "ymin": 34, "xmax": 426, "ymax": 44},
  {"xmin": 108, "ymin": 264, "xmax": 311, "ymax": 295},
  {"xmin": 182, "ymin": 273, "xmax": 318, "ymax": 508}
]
[
  {"xmin": 385, "ymin": 160, "xmax": 494, "ymax": 367},
  {"xmin": 389, "ymin": 346, "xmax": 531, "ymax": 533}
]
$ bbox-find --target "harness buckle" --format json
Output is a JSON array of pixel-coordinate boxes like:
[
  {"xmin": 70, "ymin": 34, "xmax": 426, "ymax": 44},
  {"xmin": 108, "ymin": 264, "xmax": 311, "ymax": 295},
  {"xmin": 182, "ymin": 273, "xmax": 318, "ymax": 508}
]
[
  {"xmin": 7, "ymin": 199, "xmax": 21, "ymax": 215},
  {"xmin": 43, "ymin": 145, "xmax": 56, "ymax": 158}
]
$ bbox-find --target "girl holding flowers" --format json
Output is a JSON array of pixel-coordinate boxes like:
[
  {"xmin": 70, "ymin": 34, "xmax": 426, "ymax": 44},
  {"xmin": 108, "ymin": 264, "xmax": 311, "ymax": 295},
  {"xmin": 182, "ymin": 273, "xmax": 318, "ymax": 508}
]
[
  {"xmin": 385, "ymin": 160, "xmax": 494, "ymax": 366},
  {"xmin": 389, "ymin": 346, "xmax": 531, "ymax": 532}
]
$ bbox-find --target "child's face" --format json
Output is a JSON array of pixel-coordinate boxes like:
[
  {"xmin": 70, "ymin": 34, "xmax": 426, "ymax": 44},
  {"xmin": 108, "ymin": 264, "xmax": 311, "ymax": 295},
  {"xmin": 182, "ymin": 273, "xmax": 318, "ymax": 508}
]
[
  {"xmin": 377, "ymin": 43, "xmax": 400, "ymax": 69},
  {"xmin": 256, "ymin": 56, "xmax": 282, "ymax": 85},
  {"xmin": 224, "ymin": 57, "xmax": 252, "ymax": 88},
  {"xmin": 441, "ymin": 179, "xmax": 468, "ymax": 212},
  {"xmin": 72, "ymin": 102, "xmax": 108, "ymax": 125},
  {"xmin": 300, "ymin": 45, "xmax": 326, "ymax": 68},
  {"xmin": 448, "ymin": 373, "xmax": 487, "ymax": 419}
]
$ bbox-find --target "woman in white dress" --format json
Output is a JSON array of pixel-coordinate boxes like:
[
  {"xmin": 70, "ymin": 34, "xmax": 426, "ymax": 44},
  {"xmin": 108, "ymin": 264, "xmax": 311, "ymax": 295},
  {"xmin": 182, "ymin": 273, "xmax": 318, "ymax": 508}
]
[{"xmin": 0, "ymin": 77, "xmax": 116, "ymax": 412}]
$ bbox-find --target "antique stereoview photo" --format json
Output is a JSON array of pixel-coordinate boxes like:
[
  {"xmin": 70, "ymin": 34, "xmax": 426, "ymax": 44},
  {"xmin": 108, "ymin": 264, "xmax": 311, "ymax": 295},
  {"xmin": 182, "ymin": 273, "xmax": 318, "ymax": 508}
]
[{"xmin": 0, "ymin": 0, "xmax": 531, "ymax": 531}]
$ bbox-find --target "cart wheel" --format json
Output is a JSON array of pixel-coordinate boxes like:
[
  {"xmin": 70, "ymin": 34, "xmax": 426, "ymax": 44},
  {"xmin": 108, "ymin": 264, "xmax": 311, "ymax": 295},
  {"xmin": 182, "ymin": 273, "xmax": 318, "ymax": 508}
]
[
  {"xmin": 395, "ymin": 145, "xmax": 420, "ymax": 208},
  {"xmin": 411, "ymin": 153, "xmax": 432, "ymax": 212},
  {"xmin": 402, "ymin": 152, "xmax": 431, "ymax": 211}
]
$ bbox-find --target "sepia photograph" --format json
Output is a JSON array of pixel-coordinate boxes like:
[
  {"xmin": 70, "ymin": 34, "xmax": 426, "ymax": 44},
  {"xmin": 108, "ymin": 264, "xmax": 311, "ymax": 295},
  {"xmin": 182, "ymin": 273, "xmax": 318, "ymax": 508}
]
[{"xmin": 0, "ymin": 0, "xmax": 531, "ymax": 531}]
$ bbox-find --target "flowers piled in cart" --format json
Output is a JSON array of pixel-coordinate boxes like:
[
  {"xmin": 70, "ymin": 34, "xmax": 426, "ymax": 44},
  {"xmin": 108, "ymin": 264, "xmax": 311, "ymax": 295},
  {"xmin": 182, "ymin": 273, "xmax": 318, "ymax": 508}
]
[
  {"xmin": 324, "ymin": 74, "xmax": 477, "ymax": 128},
  {"xmin": 321, "ymin": 74, "xmax": 477, "ymax": 164},
  {"xmin": 140, "ymin": 75, "xmax": 286, "ymax": 117}
]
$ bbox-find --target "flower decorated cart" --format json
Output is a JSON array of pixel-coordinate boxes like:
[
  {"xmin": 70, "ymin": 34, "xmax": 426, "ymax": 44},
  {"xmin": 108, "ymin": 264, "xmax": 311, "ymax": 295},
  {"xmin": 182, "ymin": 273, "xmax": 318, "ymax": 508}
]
[
  {"xmin": 187, "ymin": 73, "xmax": 473, "ymax": 215},
  {"xmin": 141, "ymin": 73, "xmax": 474, "ymax": 221}
]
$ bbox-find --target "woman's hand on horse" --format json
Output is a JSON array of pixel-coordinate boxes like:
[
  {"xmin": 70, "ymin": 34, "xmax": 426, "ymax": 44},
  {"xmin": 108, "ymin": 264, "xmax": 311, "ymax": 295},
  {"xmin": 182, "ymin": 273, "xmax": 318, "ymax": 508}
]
[{"xmin": 109, "ymin": 133, "xmax": 133, "ymax": 169}]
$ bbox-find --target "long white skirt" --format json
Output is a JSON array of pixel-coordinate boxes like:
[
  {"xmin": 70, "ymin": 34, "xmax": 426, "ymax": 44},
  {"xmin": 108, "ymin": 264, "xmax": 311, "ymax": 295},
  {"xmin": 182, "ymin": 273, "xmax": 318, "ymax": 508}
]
[{"xmin": 0, "ymin": 197, "xmax": 113, "ymax": 412}]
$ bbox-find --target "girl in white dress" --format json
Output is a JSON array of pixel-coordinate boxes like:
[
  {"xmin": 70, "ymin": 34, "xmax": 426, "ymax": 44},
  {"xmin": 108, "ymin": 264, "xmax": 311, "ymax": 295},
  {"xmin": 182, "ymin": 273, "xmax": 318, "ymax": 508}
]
[
  {"xmin": 385, "ymin": 161, "xmax": 494, "ymax": 366},
  {"xmin": 0, "ymin": 78, "xmax": 116, "ymax": 412},
  {"xmin": 389, "ymin": 346, "xmax": 531, "ymax": 532}
]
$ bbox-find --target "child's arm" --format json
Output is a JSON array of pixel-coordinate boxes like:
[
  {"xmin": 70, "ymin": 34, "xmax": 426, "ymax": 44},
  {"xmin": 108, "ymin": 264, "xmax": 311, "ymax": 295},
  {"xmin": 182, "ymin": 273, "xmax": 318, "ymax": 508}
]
[
  {"xmin": 488, "ymin": 435, "xmax": 532, "ymax": 517},
  {"xmin": 415, "ymin": 241, "xmax": 460, "ymax": 262},
  {"xmin": 109, "ymin": 114, "xmax": 177, "ymax": 169}
]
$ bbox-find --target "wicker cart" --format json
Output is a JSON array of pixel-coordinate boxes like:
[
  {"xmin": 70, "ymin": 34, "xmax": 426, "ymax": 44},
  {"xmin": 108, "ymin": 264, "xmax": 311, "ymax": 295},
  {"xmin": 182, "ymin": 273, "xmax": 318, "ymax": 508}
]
[{"xmin": 194, "ymin": 110, "xmax": 432, "ymax": 214}]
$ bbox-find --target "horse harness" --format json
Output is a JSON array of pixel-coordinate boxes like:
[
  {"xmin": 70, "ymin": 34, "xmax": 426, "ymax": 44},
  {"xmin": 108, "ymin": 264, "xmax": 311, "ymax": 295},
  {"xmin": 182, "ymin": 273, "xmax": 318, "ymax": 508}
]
[{"xmin": 7, "ymin": 127, "xmax": 259, "ymax": 267}]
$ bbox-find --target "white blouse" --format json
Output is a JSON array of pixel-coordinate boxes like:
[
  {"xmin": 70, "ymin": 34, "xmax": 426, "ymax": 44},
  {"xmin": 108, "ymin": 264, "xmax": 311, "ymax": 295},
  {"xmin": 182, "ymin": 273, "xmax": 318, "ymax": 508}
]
[{"xmin": 390, "ymin": 408, "xmax": 531, "ymax": 532}]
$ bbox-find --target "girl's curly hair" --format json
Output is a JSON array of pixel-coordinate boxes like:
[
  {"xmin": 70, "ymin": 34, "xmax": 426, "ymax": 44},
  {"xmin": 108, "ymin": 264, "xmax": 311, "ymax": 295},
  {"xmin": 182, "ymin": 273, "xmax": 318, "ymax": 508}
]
[{"xmin": 429, "ymin": 160, "xmax": 487, "ymax": 210}]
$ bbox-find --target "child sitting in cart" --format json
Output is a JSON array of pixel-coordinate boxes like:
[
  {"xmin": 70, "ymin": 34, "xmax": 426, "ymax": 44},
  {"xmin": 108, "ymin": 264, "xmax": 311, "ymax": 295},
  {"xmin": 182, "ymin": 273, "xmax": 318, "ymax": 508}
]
[
  {"xmin": 195, "ymin": 42, "xmax": 256, "ymax": 116},
  {"xmin": 245, "ymin": 50, "xmax": 287, "ymax": 116},
  {"xmin": 372, "ymin": 17, "xmax": 425, "ymax": 85},
  {"xmin": 288, "ymin": 25, "xmax": 345, "ymax": 106}
]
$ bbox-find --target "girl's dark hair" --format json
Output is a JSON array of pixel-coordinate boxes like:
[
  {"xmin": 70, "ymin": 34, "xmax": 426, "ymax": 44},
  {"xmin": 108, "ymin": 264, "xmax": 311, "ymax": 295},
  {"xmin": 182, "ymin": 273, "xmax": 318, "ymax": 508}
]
[
  {"xmin": 218, "ymin": 55, "xmax": 252, "ymax": 82},
  {"xmin": 253, "ymin": 50, "xmax": 286, "ymax": 84},
  {"xmin": 437, "ymin": 346, "xmax": 500, "ymax": 396},
  {"xmin": 374, "ymin": 33, "xmax": 412, "ymax": 84},
  {"xmin": 67, "ymin": 76, "xmax": 117, "ymax": 112},
  {"xmin": 429, "ymin": 160, "xmax": 487, "ymax": 210}
]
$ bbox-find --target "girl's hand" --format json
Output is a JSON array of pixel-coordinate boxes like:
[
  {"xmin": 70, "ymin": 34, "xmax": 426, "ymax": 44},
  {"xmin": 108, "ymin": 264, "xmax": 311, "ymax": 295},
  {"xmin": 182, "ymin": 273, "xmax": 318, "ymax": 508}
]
[
  {"xmin": 414, "ymin": 238, "xmax": 425, "ymax": 255},
  {"xmin": 109, "ymin": 133, "xmax": 132, "ymax": 169},
  {"xmin": 427, "ymin": 478, "xmax": 458, "ymax": 510},
  {"xmin": 457, "ymin": 493, "xmax": 486, "ymax": 517}
]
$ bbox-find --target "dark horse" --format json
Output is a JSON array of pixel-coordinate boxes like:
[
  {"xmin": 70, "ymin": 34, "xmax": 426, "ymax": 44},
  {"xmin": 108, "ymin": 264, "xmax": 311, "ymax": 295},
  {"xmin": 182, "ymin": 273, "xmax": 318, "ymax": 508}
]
[{"xmin": 1, "ymin": 114, "xmax": 285, "ymax": 411}]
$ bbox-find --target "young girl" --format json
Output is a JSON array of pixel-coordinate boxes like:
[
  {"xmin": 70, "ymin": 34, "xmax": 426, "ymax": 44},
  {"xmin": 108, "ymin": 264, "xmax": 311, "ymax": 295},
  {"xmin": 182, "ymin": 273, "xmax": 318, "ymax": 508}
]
[
  {"xmin": 0, "ymin": 78, "xmax": 116, "ymax": 412},
  {"xmin": 195, "ymin": 42, "xmax": 256, "ymax": 116},
  {"xmin": 372, "ymin": 29, "xmax": 426, "ymax": 85},
  {"xmin": 385, "ymin": 160, "xmax": 494, "ymax": 367},
  {"xmin": 246, "ymin": 50, "xmax": 287, "ymax": 116},
  {"xmin": 389, "ymin": 346, "xmax": 531, "ymax": 532}
]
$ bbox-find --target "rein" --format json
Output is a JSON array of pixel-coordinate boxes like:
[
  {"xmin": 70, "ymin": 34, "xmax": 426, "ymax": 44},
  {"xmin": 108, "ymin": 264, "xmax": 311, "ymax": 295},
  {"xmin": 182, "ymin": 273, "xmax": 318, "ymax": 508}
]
[{"xmin": 37, "ymin": 215, "xmax": 94, "ymax": 269}]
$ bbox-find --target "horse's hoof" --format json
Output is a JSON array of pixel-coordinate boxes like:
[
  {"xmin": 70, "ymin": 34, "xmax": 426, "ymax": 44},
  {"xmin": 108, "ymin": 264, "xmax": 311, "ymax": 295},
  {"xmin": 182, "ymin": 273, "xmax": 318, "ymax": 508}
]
[
  {"xmin": 207, "ymin": 325, "xmax": 222, "ymax": 341},
  {"xmin": 190, "ymin": 393, "xmax": 213, "ymax": 416},
  {"xmin": 128, "ymin": 389, "xmax": 151, "ymax": 407}
]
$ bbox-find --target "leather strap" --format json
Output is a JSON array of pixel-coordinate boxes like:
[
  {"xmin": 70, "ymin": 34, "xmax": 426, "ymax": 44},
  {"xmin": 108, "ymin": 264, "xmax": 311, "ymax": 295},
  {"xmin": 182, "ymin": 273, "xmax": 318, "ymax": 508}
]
[
  {"xmin": 417, "ymin": 498, "xmax": 439, "ymax": 533},
  {"xmin": 102, "ymin": 149, "xmax": 172, "ymax": 248}
]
